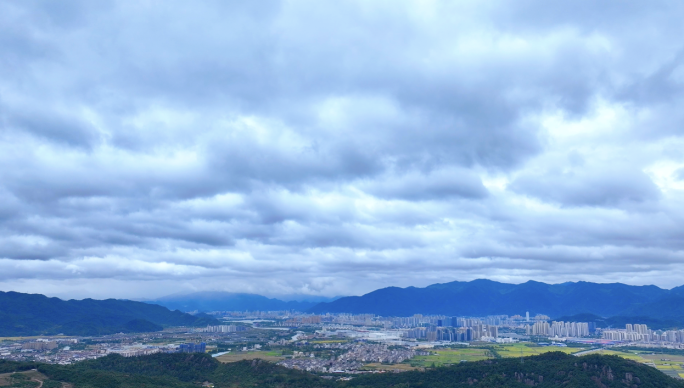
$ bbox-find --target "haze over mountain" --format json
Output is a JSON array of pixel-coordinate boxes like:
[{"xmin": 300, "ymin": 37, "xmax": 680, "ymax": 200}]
[
  {"xmin": 309, "ymin": 279, "xmax": 684, "ymax": 320},
  {"xmin": 149, "ymin": 291, "xmax": 340, "ymax": 313},
  {"xmin": 0, "ymin": 291, "xmax": 218, "ymax": 337}
]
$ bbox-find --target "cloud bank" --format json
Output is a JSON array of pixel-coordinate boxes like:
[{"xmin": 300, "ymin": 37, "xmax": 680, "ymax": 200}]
[{"xmin": 2, "ymin": 0, "xmax": 684, "ymax": 299}]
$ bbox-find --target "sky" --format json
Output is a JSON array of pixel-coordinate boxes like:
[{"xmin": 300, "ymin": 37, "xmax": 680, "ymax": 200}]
[{"xmin": 2, "ymin": 0, "xmax": 684, "ymax": 300}]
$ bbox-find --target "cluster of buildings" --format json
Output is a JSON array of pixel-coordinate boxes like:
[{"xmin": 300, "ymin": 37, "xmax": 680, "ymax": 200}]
[
  {"xmin": 602, "ymin": 324, "xmax": 684, "ymax": 343},
  {"xmin": 404, "ymin": 325, "xmax": 498, "ymax": 342},
  {"xmin": 277, "ymin": 356, "xmax": 363, "ymax": 373},
  {"xmin": 277, "ymin": 343, "xmax": 429, "ymax": 373},
  {"xmin": 388, "ymin": 314, "xmax": 545, "ymax": 330},
  {"xmin": 109, "ymin": 345, "xmax": 169, "ymax": 357},
  {"xmin": 1, "ymin": 338, "xmax": 101, "ymax": 364},
  {"xmin": 283, "ymin": 316, "xmax": 322, "ymax": 326},
  {"xmin": 22, "ymin": 341, "xmax": 59, "ymax": 351},
  {"xmin": 200, "ymin": 325, "xmax": 248, "ymax": 333},
  {"xmin": 335, "ymin": 343, "xmax": 427, "ymax": 364},
  {"xmin": 178, "ymin": 342, "xmax": 207, "ymax": 353},
  {"xmin": 527, "ymin": 321, "xmax": 592, "ymax": 337}
]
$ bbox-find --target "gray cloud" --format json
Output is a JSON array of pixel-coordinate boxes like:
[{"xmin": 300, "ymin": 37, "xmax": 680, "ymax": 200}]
[
  {"xmin": 510, "ymin": 166, "xmax": 662, "ymax": 207},
  {"xmin": 1, "ymin": 0, "xmax": 684, "ymax": 299},
  {"xmin": 361, "ymin": 168, "xmax": 489, "ymax": 201}
]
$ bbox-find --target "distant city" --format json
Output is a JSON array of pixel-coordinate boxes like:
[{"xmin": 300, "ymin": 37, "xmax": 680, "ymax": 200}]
[{"xmin": 5, "ymin": 308, "xmax": 683, "ymax": 373}]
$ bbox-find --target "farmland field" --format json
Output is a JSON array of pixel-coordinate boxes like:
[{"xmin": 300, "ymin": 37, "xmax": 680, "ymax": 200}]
[
  {"xmin": 592, "ymin": 349, "xmax": 684, "ymax": 379},
  {"xmin": 494, "ymin": 343, "xmax": 586, "ymax": 358},
  {"xmin": 215, "ymin": 350, "xmax": 284, "ymax": 363},
  {"xmin": 364, "ymin": 362, "xmax": 419, "ymax": 371},
  {"xmin": 410, "ymin": 347, "xmax": 493, "ymax": 367},
  {"xmin": 404, "ymin": 343, "xmax": 587, "ymax": 367}
]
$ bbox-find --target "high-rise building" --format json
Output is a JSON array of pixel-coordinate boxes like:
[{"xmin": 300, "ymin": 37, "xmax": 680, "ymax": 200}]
[
  {"xmin": 588, "ymin": 322, "xmax": 596, "ymax": 334},
  {"xmin": 532, "ymin": 321, "xmax": 550, "ymax": 336},
  {"xmin": 526, "ymin": 312, "xmax": 530, "ymax": 322},
  {"xmin": 179, "ymin": 342, "xmax": 206, "ymax": 353}
]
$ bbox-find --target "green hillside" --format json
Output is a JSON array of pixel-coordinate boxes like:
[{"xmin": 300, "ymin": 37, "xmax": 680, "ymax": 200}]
[{"xmin": 0, "ymin": 291, "xmax": 218, "ymax": 336}]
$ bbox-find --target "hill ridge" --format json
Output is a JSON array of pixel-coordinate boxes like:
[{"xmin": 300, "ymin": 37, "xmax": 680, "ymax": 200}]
[{"xmin": 309, "ymin": 279, "xmax": 684, "ymax": 320}]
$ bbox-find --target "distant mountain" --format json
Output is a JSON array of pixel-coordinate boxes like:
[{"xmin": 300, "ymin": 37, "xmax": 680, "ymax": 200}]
[
  {"xmin": 0, "ymin": 291, "xmax": 219, "ymax": 336},
  {"xmin": 149, "ymin": 291, "xmax": 339, "ymax": 313},
  {"xmin": 669, "ymin": 285, "xmax": 684, "ymax": 296},
  {"xmin": 619, "ymin": 295, "xmax": 684, "ymax": 319},
  {"xmin": 309, "ymin": 279, "xmax": 684, "ymax": 318}
]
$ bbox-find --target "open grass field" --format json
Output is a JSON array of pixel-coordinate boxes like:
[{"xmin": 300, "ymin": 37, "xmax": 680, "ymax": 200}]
[
  {"xmin": 215, "ymin": 350, "xmax": 285, "ymax": 363},
  {"xmin": 363, "ymin": 363, "xmax": 420, "ymax": 372},
  {"xmin": 494, "ymin": 343, "xmax": 586, "ymax": 358},
  {"xmin": 410, "ymin": 347, "xmax": 493, "ymax": 367},
  {"xmin": 0, "ymin": 336, "xmax": 67, "ymax": 342},
  {"xmin": 311, "ymin": 340, "xmax": 348, "ymax": 344},
  {"xmin": 397, "ymin": 343, "xmax": 587, "ymax": 368},
  {"xmin": 588, "ymin": 348, "xmax": 684, "ymax": 379}
]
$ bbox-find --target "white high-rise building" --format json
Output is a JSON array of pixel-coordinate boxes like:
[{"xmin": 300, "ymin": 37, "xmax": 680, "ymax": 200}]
[{"xmin": 532, "ymin": 321, "xmax": 550, "ymax": 336}]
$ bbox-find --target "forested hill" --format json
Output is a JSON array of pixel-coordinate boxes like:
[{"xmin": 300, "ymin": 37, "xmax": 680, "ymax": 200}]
[
  {"xmin": 1, "ymin": 352, "xmax": 682, "ymax": 388},
  {"xmin": 309, "ymin": 279, "xmax": 684, "ymax": 318},
  {"xmin": 0, "ymin": 291, "xmax": 218, "ymax": 336},
  {"xmin": 346, "ymin": 352, "xmax": 684, "ymax": 388}
]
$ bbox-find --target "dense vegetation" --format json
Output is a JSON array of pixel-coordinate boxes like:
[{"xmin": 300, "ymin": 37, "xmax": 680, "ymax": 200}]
[
  {"xmin": 0, "ymin": 360, "xmax": 39, "ymax": 373},
  {"xmin": 0, "ymin": 291, "xmax": 218, "ymax": 336},
  {"xmin": 2, "ymin": 351, "xmax": 683, "ymax": 387},
  {"xmin": 75, "ymin": 353, "xmax": 219, "ymax": 382},
  {"xmin": 309, "ymin": 279, "xmax": 684, "ymax": 319},
  {"xmin": 347, "ymin": 352, "xmax": 684, "ymax": 388}
]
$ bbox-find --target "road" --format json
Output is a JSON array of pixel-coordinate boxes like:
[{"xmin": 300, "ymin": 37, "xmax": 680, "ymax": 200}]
[{"xmin": 573, "ymin": 348, "xmax": 603, "ymax": 356}]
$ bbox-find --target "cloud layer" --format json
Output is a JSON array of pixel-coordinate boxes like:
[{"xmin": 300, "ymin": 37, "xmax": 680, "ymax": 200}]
[{"xmin": 2, "ymin": 0, "xmax": 684, "ymax": 299}]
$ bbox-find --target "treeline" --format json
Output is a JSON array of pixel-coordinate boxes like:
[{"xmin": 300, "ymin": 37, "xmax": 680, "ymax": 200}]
[{"xmin": 2, "ymin": 351, "xmax": 683, "ymax": 387}]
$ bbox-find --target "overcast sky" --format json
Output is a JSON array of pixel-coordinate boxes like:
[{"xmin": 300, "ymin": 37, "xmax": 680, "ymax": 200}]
[{"xmin": 2, "ymin": 0, "xmax": 684, "ymax": 300}]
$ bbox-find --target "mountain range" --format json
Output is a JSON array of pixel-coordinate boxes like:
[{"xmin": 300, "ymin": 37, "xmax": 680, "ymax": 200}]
[
  {"xmin": 5, "ymin": 279, "xmax": 684, "ymax": 337},
  {"xmin": 308, "ymin": 279, "xmax": 684, "ymax": 322},
  {"xmin": 0, "ymin": 291, "xmax": 218, "ymax": 336},
  {"xmin": 148, "ymin": 291, "xmax": 341, "ymax": 313}
]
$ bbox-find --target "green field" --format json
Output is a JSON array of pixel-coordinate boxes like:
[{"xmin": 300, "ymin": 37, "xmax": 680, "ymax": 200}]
[
  {"xmin": 494, "ymin": 343, "xmax": 586, "ymax": 358},
  {"xmin": 215, "ymin": 350, "xmax": 284, "ymax": 363},
  {"xmin": 591, "ymin": 349, "xmax": 684, "ymax": 379},
  {"xmin": 407, "ymin": 343, "xmax": 587, "ymax": 367},
  {"xmin": 410, "ymin": 348, "xmax": 493, "ymax": 367}
]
